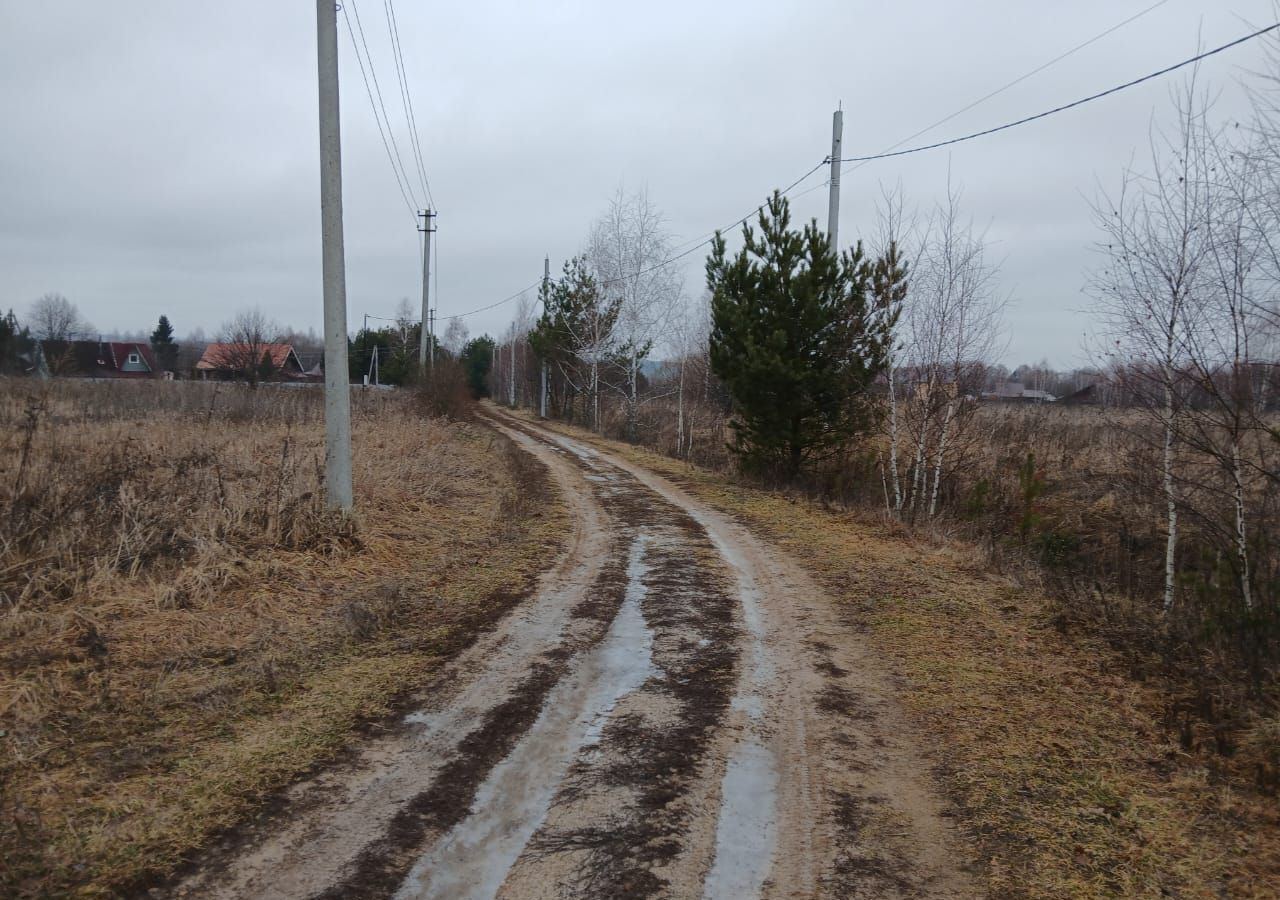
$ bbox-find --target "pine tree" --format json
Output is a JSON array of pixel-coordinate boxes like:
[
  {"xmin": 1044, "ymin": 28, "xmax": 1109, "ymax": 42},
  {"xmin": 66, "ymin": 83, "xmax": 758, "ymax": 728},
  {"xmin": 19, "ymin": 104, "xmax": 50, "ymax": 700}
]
[
  {"xmin": 0, "ymin": 309, "xmax": 29, "ymax": 375},
  {"xmin": 257, "ymin": 350, "xmax": 276, "ymax": 385},
  {"xmin": 707, "ymin": 191, "xmax": 895, "ymax": 478},
  {"xmin": 150, "ymin": 315, "xmax": 179, "ymax": 373},
  {"xmin": 530, "ymin": 257, "xmax": 620, "ymax": 424},
  {"xmin": 460, "ymin": 335, "xmax": 496, "ymax": 398}
]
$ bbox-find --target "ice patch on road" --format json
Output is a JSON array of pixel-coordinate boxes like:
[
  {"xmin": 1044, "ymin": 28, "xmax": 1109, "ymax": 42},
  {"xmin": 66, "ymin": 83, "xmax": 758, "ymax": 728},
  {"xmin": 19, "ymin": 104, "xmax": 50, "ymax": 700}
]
[
  {"xmin": 700, "ymin": 526, "xmax": 781, "ymax": 900},
  {"xmin": 703, "ymin": 739, "xmax": 780, "ymax": 900}
]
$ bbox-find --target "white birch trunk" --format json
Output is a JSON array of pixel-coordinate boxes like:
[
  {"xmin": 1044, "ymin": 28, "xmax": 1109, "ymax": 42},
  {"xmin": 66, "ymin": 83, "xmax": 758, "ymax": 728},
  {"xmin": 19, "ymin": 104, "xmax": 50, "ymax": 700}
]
[
  {"xmin": 887, "ymin": 361, "xmax": 902, "ymax": 512},
  {"xmin": 676, "ymin": 356, "xmax": 686, "ymax": 458},
  {"xmin": 928, "ymin": 400, "xmax": 955, "ymax": 517},
  {"xmin": 628, "ymin": 353, "xmax": 639, "ymax": 442},
  {"xmin": 878, "ymin": 451, "xmax": 891, "ymax": 516},
  {"xmin": 1162, "ymin": 384, "xmax": 1178, "ymax": 612},
  {"xmin": 591, "ymin": 360, "xmax": 600, "ymax": 433},
  {"xmin": 909, "ymin": 432, "xmax": 926, "ymax": 513},
  {"xmin": 1231, "ymin": 438, "xmax": 1254, "ymax": 611}
]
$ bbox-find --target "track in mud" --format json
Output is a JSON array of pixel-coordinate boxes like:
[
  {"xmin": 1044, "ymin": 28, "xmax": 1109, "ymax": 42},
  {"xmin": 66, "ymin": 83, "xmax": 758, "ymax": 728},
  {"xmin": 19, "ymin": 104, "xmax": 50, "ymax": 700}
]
[{"xmin": 171, "ymin": 413, "xmax": 975, "ymax": 900}]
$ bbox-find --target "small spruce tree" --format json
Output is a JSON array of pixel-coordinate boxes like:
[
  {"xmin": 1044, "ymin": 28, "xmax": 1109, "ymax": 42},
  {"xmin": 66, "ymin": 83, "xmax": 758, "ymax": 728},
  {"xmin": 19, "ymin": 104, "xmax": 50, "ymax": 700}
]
[
  {"xmin": 257, "ymin": 350, "xmax": 276, "ymax": 385},
  {"xmin": 460, "ymin": 335, "xmax": 496, "ymax": 398},
  {"xmin": 150, "ymin": 315, "xmax": 179, "ymax": 373}
]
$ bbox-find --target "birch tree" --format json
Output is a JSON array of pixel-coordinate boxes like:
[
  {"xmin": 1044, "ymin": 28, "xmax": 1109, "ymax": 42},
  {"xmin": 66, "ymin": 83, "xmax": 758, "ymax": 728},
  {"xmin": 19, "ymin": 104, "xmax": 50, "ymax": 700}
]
[
  {"xmin": 531, "ymin": 257, "xmax": 620, "ymax": 430},
  {"xmin": 869, "ymin": 185, "xmax": 916, "ymax": 516},
  {"xmin": 901, "ymin": 183, "xmax": 1004, "ymax": 518},
  {"xmin": 1176, "ymin": 122, "xmax": 1277, "ymax": 612},
  {"xmin": 588, "ymin": 188, "xmax": 682, "ymax": 442},
  {"xmin": 1089, "ymin": 82, "xmax": 1212, "ymax": 612}
]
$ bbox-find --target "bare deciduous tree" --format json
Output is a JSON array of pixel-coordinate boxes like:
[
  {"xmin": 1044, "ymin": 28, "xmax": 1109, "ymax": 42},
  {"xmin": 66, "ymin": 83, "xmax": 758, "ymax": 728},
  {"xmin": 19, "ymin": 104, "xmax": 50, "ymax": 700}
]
[
  {"xmin": 443, "ymin": 318, "xmax": 469, "ymax": 357},
  {"xmin": 214, "ymin": 308, "xmax": 283, "ymax": 389},
  {"xmin": 29, "ymin": 293, "xmax": 90, "ymax": 342},
  {"xmin": 588, "ymin": 187, "xmax": 682, "ymax": 441},
  {"xmin": 892, "ymin": 181, "xmax": 1004, "ymax": 519},
  {"xmin": 1089, "ymin": 81, "xmax": 1213, "ymax": 612}
]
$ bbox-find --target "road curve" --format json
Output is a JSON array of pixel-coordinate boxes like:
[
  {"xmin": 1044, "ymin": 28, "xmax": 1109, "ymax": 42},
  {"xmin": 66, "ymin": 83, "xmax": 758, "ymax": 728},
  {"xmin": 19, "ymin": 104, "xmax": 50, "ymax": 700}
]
[{"xmin": 171, "ymin": 411, "xmax": 974, "ymax": 899}]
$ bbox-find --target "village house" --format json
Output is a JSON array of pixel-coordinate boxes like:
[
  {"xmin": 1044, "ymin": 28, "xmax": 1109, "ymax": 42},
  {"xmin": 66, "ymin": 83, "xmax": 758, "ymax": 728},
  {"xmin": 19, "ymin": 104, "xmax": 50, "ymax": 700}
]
[
  {"xmin": 195, "ymin": 342, "xmax": 316, "ymax": 382},
  {"xmin": 35, "ymin": 340, "xmax": 163, "ymax": 379},
  {"xmin": 981, "ymin": 381, "xmax": 1056, "ymax": 403}
]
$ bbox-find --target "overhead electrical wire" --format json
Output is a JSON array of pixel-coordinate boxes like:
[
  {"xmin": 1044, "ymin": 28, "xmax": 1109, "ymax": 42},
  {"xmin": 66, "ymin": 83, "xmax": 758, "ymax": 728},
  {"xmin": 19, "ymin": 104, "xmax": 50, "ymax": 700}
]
[
  {"xmin": 348, "ymin": 0, "xmax": 422, "ymax": 208},
  {"xmin": 341, "ymin": 2, "xmax": 419, "ymax": 225},
  {"xmin": 837, "ymin": 22, "xmax": 1280, "ymax": 164},
  {"xmin": 858, "ymin": 0, "xmax": 1172, "ymax": 172},
  {"xmin": 383, "ymin": 0, "xmax": 435, "ymax": 210},
  {"xmin": 788, "ymin": 0, "xmax": 1176, "ymax": 206},
  {"xmin": 422, "ymin": 17, "xmax": 1280, "ymax": 324},
  {"xmin": 446, "ymin": 279, "xmax": 545, "ymax": 321},
  {"xmin": 441, "ymin": 159, "xmax": 830, "ymax": 320}
]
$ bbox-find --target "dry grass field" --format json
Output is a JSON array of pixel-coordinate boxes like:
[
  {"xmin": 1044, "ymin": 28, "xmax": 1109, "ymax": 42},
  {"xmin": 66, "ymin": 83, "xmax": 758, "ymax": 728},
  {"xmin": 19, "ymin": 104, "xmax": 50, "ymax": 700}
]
[{"xmin": 0, "ymin": 380, "xmax": 566, "ymax": 898}]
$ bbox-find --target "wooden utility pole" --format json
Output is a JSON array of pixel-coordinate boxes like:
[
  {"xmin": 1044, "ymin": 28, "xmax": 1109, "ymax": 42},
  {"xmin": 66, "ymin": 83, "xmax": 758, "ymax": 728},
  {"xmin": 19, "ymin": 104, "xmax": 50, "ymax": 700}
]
[
  {"xmin": 316, "ymin": 0, "xmax": 353, "ymax": 511},
  {"xmin": 828, "ymin": 106, "xmax": 843, "ymax": 251}
]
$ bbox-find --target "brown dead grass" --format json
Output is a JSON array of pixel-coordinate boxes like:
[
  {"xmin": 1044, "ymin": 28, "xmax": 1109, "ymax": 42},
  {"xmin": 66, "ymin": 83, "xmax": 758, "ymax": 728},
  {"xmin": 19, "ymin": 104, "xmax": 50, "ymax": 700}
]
[
  {"xmin": 0, "ymin": 381, "xmax": 567, "ymax": 898},
  {"xmin": 521, "ymin": 409, "xmax": 1280, "ymax": 900}
]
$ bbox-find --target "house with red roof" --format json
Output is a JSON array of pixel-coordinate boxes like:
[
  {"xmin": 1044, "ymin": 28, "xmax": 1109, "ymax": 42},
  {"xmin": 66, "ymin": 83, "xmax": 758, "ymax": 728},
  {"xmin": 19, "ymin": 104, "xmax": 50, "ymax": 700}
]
[
  {"xmin": 38, "ymin": 340, "xmax": 163, "ymax": 379},
  {"xmin": 195, "ymin": 342, "xmax": 313, "ymax": 382}
]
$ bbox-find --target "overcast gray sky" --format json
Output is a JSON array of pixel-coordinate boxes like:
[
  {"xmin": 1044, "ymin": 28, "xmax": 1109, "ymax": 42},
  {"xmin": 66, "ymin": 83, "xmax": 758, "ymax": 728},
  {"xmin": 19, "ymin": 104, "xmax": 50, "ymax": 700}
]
[{"xmin": 2, "ymin": 1, "xmax": 1276, "ymax": 367}]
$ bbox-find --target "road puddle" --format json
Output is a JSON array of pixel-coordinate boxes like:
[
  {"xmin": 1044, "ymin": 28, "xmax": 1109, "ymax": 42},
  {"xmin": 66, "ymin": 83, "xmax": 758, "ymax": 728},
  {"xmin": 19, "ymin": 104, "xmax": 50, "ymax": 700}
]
[
  {"xmin": 394, "ymin": 533, "xmax": 656, "ymax": 900},
  {"xmin": 699, "ymin": 528, "xmax": 781, "ymax": 900}
]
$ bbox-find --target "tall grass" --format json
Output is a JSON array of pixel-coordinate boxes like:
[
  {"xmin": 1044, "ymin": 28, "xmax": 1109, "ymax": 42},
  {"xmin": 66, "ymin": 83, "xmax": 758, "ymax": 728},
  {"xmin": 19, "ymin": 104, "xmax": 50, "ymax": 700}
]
[{"xmin": 0, "ymin": 377, "xmax": 548, "ymax": 896}]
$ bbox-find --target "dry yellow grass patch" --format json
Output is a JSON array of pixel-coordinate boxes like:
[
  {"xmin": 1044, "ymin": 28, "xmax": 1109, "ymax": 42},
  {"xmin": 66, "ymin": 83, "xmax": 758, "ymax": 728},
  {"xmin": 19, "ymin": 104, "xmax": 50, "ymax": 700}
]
[
  {"xmin": 528, "ymin": 413, "xmax": 1280, "ymax": 899},
  {"xmin": 2, "ymin": 383, "xmax": 567, "ymax": 898}
]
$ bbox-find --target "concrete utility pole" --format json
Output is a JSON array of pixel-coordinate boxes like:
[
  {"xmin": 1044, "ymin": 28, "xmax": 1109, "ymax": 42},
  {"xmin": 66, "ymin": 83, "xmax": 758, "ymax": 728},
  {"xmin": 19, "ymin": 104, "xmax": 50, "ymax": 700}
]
[
  {"xmin": 508, "ymin": 326, "xmax": 516, "ymax": 407},
  {"xmin": 828, "ymin": 106, "xmax": 843, "ymax": 252},
  {"xmin": 316, "ymin": 0, "xmax": 353, "ymax": 512},
  {"xmin": 418, "ymin": 208, "xmax": 436, "ymax": 371},
  {"xmin": 428, "ymin": 308, "xmax": 436, "ymax": 370},
  {"xmin": 540, "ymin": 255, "xmax": 549, "ymax": 418}
]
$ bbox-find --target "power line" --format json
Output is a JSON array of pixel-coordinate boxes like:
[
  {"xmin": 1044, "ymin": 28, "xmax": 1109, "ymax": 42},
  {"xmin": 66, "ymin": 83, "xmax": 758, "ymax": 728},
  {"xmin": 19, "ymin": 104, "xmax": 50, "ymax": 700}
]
[
  {"xmin": 346, "ymin": 0, "xmax": 422, "ymax": 210},
  {"xmin": 383, "ymin": 0, "xmax": 435, "ymax": 210},
  {"xmin": 446, "ymin": 280, "xmax": 544, "ymax": 320},
  {"xmin": 446, "ymin": 18, "xmax": 1280, "ymax": 325},
  {"xmin": 861, "ymin": 0, "xmax": 1171, "ymax": 171},
  {"xmin": 341, "ymin": 3, "xmax": 418, "ymax": 224},
  {"xmin": 785, "ymin": 0, "xmax": 1175, "ymax": 207},
  {"xmin": 595, "ymin": 158, "xmax": 828, "ymax": 290},
  {"xmin": 838, "ymin": 21, "xmax": 1280, "ymax": 164},
  {"xmin": 442, "ymin": 159, "xmax": 828, "ymax": 321}
]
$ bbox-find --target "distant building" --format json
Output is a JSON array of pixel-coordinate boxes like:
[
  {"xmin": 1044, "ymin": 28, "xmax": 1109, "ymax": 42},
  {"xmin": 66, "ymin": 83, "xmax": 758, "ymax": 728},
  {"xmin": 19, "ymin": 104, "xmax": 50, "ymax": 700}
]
[
  {"xmin": 40, "ymin": 340, "xmax": 161, "ymax": 380},
  {"xmin": 981, "ymin": 381, "xmax": 1056, "ymax": 403},
  {"xmin": 196, "ymin": 342, "xmax": 314, "ymax": 381},
  {"xmin": 1058, "ymin": 384, "xmax": 1100, "ymax": 406}
]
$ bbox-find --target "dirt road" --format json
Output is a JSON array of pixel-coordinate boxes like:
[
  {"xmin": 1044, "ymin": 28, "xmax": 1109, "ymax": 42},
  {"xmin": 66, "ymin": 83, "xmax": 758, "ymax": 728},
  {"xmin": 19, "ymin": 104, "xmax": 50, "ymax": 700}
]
[{"xmin": 172, "ymin": 413, "xmax": 974, "ymax": 899}]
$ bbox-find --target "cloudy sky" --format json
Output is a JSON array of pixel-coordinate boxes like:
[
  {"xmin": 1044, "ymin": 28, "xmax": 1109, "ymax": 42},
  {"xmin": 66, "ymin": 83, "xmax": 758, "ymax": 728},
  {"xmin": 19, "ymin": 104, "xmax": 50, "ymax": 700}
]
[{"xmin": 2, "ymin": 0, "xmax": 1276, "ymax": 367}]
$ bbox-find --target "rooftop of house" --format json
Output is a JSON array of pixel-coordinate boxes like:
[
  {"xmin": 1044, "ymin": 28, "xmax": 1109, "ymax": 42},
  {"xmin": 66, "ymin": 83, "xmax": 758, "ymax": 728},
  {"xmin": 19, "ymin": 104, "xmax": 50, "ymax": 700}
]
[
  {"xmin": 196, "ymin": 342, "xmax": 303, "ymax": 371},
  {"xmin": 40, "ymin": 340, "xmax": 159, "ymax": 378}
]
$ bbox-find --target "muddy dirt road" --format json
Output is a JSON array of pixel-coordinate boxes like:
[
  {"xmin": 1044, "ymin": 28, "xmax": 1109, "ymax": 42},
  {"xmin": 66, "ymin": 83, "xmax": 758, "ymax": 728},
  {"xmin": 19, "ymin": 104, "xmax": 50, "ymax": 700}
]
[{"xmin": 173, "ymin": 413, "xmax": 974, "ymax": 899}]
